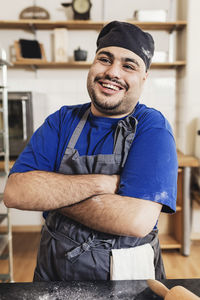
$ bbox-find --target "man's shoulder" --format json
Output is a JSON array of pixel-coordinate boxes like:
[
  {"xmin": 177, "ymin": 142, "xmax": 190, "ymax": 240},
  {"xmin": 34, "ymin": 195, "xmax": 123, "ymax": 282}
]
[
  {"xmin": 56, "ymin": 103, "xmax": 90, "ymax": 118},
  {"xmin": 47, "ymin": 103, "xmax": 90, "ymax": 124},
  {"xmin": 133, "ymin": 103, "xmax": 172, "ymax": 133}
]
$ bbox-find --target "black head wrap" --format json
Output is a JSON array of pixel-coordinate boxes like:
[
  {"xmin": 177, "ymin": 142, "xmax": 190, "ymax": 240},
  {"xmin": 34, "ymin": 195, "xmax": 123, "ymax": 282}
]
[{"xmin": 96, "ymin": 21, "xmax": 155, "ymax": 70}]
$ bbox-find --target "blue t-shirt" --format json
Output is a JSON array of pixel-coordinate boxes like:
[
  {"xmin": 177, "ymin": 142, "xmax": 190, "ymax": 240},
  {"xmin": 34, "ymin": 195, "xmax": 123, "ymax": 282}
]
[{"xmin": 10, "ymin": 102, "xmax": 178, "ymax": 213}]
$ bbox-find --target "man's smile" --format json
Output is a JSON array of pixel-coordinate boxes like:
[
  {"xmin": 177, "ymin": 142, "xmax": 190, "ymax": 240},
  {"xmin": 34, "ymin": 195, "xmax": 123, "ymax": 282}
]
[
  {"xmin": 95, "ymin": 77, "xmax": 128, "ymax": 95},
  {"xmin": 98, "ymin": 80, "xmax": 124, "ymax": 93},
  {"xmin": 101, "ymin": 82, "xmax": 121, "ymax": 91}
]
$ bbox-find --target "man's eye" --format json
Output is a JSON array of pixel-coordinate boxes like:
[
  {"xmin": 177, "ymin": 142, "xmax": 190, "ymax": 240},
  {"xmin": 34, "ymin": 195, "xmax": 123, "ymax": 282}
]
[
  {"xmin": 123, "ymin": 64, "xmax": 136, "ymax": 70},
  {"xmin": 98, "ymin": 57, "xmax": 111, "ymax": 64}
]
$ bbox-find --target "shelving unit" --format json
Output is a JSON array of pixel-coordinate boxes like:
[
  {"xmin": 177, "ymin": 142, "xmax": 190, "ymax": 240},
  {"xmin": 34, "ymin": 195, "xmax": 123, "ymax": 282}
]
[
  {"xmin": 0, "ymin": 19, "xmax": 187, "ymax": 70},
  {"xmin": 0, "ymin": 49, "xmax": 13, "ymax": 282}
]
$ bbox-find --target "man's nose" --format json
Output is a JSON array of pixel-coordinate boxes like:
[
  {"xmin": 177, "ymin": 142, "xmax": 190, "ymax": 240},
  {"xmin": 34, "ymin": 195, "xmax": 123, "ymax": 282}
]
[{"xmin": 104, "ymin": 62, "xmax": 121, "ymax": 79}]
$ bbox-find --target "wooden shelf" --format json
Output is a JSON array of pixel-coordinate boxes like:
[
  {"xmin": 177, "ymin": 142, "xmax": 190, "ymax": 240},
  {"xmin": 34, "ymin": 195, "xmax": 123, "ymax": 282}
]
[
  {"xmin": 177, "ymin": 150, "xmax": 200, "ymax": 167},
  {"xmin": 11, "ymin": 60, "xmax": 186, "ymax": 69},
  {"xmin": 151, "ymin": 61, "xmax": 186, "ymax": 69},
  {"xmin": 12, "ymin": 61, "xmax": 92, "ymax": 69},
  {"xmin": 0, "ymin": 20, "xmax": 187, "ymax": 32},
  {"xmin": 159, "ymin": 234, "xmax": 182, "ymax": 249}
]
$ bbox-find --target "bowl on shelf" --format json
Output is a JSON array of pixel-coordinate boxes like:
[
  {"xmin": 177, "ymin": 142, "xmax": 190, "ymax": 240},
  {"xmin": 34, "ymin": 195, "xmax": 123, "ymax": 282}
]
[{"xmin": 74, "ymin": 47, "xmax": 87, "ymax": 61}]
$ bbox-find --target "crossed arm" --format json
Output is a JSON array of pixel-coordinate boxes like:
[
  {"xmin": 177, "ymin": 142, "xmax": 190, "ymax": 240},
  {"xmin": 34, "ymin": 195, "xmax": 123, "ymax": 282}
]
[{"xmin": 4, "ymin": 171, "xmax": 162, "ymax": 237}]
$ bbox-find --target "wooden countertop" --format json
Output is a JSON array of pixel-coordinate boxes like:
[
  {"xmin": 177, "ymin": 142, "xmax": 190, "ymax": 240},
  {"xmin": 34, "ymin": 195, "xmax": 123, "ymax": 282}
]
[{"xmin": 0, "ymin": 150, "xmax": 199, "ymax": 172}]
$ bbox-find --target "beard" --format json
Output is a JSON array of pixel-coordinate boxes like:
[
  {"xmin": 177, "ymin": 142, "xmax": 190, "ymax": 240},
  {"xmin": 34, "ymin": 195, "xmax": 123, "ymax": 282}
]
[
  {"xmin": 90, "ymin": 89, "xmax": 125, "ymax": 116},
  {"xmin": 88, "ymin": 75, "xmax": 133, "ymax": 116}
]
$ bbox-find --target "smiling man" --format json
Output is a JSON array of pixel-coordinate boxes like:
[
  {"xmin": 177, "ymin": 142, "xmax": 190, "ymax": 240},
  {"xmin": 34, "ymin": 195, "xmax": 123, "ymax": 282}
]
[{"xmin": 4, "ymin": 21, "xmax": 178, "ymax": 282}]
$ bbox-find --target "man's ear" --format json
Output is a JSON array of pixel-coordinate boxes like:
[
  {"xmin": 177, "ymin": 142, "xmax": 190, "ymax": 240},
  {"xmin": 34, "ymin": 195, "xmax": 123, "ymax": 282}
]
[{"xmin": 143, "ymin": 71, "xmax": 149, "ymax": 81}]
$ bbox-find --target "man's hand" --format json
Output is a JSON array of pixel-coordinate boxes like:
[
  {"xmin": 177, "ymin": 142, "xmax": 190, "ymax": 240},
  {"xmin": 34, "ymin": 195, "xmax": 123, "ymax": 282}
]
[{"xmin": 98, "ymin": 174, "xmax": 120, "ymax": 194}]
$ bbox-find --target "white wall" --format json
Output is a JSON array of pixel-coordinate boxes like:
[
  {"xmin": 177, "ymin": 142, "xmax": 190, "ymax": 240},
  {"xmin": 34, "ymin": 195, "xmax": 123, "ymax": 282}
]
[
  {"xmin": 0, "ymin": 0, "xmax": 199, "ymax": 227},
  {"xmin": 176, "ymin": 0, "xmax": 200, "ymax": 155}
]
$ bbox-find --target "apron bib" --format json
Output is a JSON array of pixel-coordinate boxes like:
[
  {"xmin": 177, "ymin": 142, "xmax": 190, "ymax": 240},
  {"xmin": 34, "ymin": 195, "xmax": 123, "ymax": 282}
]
[{"xmin": 33, "ymin": 108, "xmax": 165, "ymax": 281}]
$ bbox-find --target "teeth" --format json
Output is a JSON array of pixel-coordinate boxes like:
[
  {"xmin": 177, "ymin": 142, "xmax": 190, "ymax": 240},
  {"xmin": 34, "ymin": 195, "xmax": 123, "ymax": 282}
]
[{"xmin": 102, "ymin": 83, "xmax": 120, "ymax": 91}]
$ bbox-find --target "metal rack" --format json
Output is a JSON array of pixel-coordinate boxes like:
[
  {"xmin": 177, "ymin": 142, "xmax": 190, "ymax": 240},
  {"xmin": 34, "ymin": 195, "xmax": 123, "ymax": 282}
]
[{"xmin": 0, "ymin": 49, "xmax": 13, "ymax": 282}]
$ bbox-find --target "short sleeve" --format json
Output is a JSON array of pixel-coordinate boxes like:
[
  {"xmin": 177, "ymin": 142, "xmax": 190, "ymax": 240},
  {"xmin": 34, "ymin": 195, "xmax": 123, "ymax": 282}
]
[
  {"xmin": 118, "ymin": 127, "xmax": 178, "ymax": 213},
  {"xmin": 10, "ymin": 110, "xmax": 61, "ymax": 174}
]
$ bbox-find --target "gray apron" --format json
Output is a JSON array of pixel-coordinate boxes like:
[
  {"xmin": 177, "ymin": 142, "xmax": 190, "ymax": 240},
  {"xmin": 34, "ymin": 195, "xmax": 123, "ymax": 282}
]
[{"xmin": 33, "ymin": 108, "xmax": 165, "ymax": 282}]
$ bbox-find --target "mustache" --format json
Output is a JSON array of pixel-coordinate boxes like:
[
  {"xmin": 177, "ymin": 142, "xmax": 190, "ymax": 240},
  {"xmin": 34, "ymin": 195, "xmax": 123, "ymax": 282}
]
[{"xmin": 94, "ymin": 75, "xmax": 129, "ymax": 91}]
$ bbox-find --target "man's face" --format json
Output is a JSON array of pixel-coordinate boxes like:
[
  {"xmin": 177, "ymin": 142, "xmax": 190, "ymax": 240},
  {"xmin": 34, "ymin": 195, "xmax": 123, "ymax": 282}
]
[{"xmin": 87, "ymin": 46, "xmax": 148, "ymax": 118}]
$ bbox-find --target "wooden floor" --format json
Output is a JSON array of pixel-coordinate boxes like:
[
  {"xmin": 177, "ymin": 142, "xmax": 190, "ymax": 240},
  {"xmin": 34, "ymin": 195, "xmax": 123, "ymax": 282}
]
[
  {"xmin": 0, "ymin": 232, "xmax": 200, "ymax": 282},
  {"xmin": 0, "ymin": 232, "xmax": 40, "ymax": 282},
  {"xmin": 162, "ymin": 240, "xmax": 200, "ymax": 279}
]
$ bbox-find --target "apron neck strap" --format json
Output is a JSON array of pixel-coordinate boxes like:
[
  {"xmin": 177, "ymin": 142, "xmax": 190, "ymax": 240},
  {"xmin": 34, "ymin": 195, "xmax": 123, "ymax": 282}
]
[{"xmin": 67, "ymin": 108, "xmax": 90, "ymax": 149}]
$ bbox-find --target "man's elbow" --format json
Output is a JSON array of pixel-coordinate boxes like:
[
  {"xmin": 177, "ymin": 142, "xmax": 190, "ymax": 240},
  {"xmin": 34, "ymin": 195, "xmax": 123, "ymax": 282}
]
[
  {"xmin": 128, "ymin": 218, "xmax": 155, "ymax": 238},
  {"xmin": 3, "ymin": 175, "xmax": 20, "ymax": 208},
  {"xmin": 128, "ymin": 202, "xmax": 162, "ymax": 238},
  {"xmin": 4, "ymin": 192, "xmax": 12, "ymax": 208},
  {"xmin": 3, "ymin": 184, "xmax": 15, "ymax": 208},
  {"xmin": 130, "ymin": 225, "xmax": 153, "ymax": 238}
]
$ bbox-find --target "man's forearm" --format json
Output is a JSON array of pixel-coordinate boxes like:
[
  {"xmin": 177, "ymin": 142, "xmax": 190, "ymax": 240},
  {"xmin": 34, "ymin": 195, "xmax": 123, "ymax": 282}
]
[
  {"xmin": 4, "ymin": 171, "xmax": 119, "ymax": 211},
  {"xmin": 60, "ymin": 194, "xmax": 162, "ymax": 237}
]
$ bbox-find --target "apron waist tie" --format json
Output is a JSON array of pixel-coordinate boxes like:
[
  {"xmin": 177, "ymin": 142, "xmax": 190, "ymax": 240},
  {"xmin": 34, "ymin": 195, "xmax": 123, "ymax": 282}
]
[
  {"xmin": 44, "ymin": 223, "xmax": 115, "ymax": 264},
  {"xmin": 65, "ymin": 233, "xmax": 95, "ymax": 263},
  {"xmin": 65, "ymin": 234, "xmax": 115, "ymax": 263}
]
